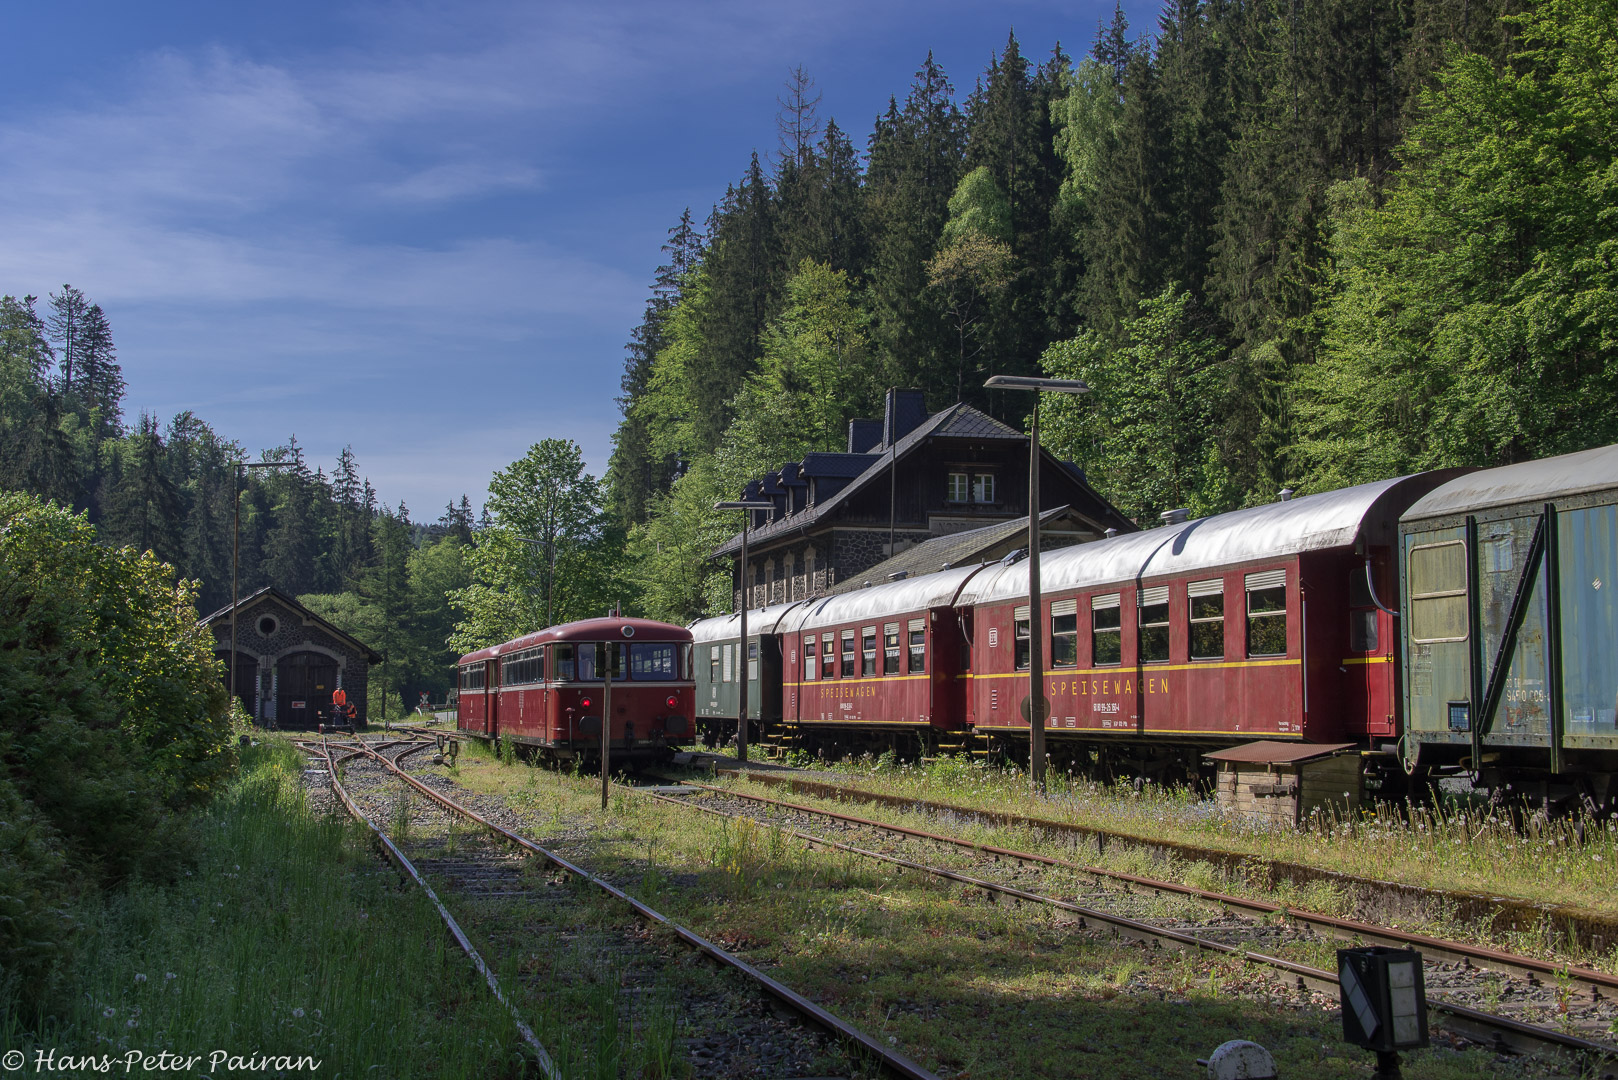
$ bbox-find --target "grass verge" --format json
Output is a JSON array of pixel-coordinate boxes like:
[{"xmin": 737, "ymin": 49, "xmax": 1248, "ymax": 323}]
[{"xmin": 1, "ymin": 741, "xmax": 524, "ymax": 1078}]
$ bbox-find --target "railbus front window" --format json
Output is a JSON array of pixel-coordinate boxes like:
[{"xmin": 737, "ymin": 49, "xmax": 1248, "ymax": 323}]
[
  {"xmin": 629, "ymin": 642, "xmax": 678, "ymax": 679},
  {"xmin": 884, "ymin": 624, "xmax": 901, "ymax": 675},
  {"xmin": 1092, "ymin": 594, "xmax": 1122, "ymax": 665},
  {"xmin": 1050, "ymin": 599, "xmax": 1078, "ymax": 667},
  {"xmin": 1188, "ymin": 579, "xmax": 1225, "ymax": 660},
  {"xmin": 1245, "ymin": 569, "xmax": 1289, "ymax": 657},
  {"xmin": 1013, "ymin": 605, "xmax": 1031, "ymax": 670}
]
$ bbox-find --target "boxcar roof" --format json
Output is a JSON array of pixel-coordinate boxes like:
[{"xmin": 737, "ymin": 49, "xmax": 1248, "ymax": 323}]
[
  {"xmin": 777, "ymin": 564, "xmax": 991, "ymax": 634},
  {"xmin": 457, "ymin": 617, "xmax": 690, "ymax": 665},
  {"xmin": 1402, "ymin": 443, "xmax": 1618, "ymax": 523},
  {"xmin": 959, "ymin": 474, "xmax": 1441, "ymax": 606}
]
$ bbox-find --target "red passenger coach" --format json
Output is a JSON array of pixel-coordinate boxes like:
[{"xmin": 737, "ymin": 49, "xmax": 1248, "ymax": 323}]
[
  {"xmin": 772, "ymin": 566, "xmax": 988, "ymax": 755},
  {"xmin": 956, "ymin": 475, "xmax": 1460, "ymax": 781},
  {"xmin": 456, "ymin": 617, "xmax": 695, "ymax": 762}
]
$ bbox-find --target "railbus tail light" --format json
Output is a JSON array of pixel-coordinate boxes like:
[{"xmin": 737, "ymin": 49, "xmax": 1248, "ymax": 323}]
[{"xmin": 666, "ymin": 695, "xmax": 679, "ymax": 710}]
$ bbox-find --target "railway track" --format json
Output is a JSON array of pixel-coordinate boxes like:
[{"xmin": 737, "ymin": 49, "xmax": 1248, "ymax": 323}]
[
  {"xmin": 301, "ymin": 733, "xmax": 942, "ymax": 1080},
  {"xmin": 633, "ymin": 776, "xmax": 1618, "ymax": 1065},
  {"xmin": 712, "ymin": 767, "xmax": 1618, "ymax": 957}
]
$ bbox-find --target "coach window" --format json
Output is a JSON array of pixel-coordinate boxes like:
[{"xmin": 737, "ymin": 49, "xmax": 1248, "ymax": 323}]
[
  {"xmin": 1050, "ymin": 599, "xmax": 1078, "ymax": 667},
  {"xmin": 822, "ymin": 632, "xmax": 836, "ymax": 678},
  {"xmin": 907, "ymin": 619, "xmax": 926, "ymax": 673},
  {"xmin": 1188, "ymin": 579, "xmax": 1225, "ymax": 660},
  {"xmin": 841, "ymin": 631, "xmax": 856, "ymax": 677},
  {"xmin": 1245, "ymin": 569, "xmax": 1289, "ymax": 657},
  {"xmin": 861, "ymin": 627, "xmax": 878, "ymax": 676},
  {"xmin": 1092, "ymin": 594, "xmax": 1122, "ymax": 665},
  {"xmin": 1409, "ymin": 540, "xmax": 1469, "ymax": 643},
  {"xmin": 804, "ymin": 637, "xmax": 817, "ymax": 681},
  {"xmin": 747, "ymin": 640, "xmax": 759, "ymax": 682},
  {"xmin": 1348, "ymin": 568, "xmax": 1379, "ymax": 653},
  {"xmin": 884, "ymin": 624, "xmax": 901, "ymax": 674},
  {"xmin": 710, "ymin": 645, "xmax": 721, "ymax": 685},
  {"xmin": 1013, "ymin": 605, "xmax": 1031, "ymax": 670},
  {"xmin": 1139, "ymin": 587, "xmax": 1171, "ymax": 663}
]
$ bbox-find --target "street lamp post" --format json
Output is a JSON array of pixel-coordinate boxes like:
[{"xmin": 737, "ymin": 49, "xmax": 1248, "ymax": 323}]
[
  {"xmin": 230, "ymin": 460, "xmax": 292, "ymax": 724},
  {"xmin": 715, "ymin": 499, "xmax": 775, "ymax": 764},
  {"xmin": 983, "ymin": 375, "xmax": 1091, "ymax": 792}
]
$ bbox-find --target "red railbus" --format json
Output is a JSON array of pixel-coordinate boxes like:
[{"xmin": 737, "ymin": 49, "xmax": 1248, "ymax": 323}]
[{"xmin": 456, "ymin": 617, "xmax": 695, "ymax": 762}]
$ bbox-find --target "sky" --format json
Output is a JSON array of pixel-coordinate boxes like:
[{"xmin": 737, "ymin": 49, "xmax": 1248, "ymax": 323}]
[{"xmin": 1, "ymin": 0, "xmax": 1162, "ymax": 520}]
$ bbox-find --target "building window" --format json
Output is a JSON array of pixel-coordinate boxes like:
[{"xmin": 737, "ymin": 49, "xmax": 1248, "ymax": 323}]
[
  {"xmin": 1013, "ymin": 605, "xmax": 1031, "ymax": 670},
  {"xmin": 1188, "ymin": 580, "xmax": 1224, "ymax": 660},
  {"xmin": 907, "ymin": 619, "xmax": 926, "ymax": 673},
  {"xmin": 884, "ymin": 624, "xmax": 901, "ymax": 675},
  {"xmin": 1138, "ymin": 586, "xmax": 1170, "ymax": 663},
  {"xmin": 1408, "ymin": 541, "xmax": 1468, "ymax": 643},
  {"xmin": 861, "ymin": 627, "xmax": 877, "ymax": 676},
  {"xmin": 1245, "ymin": 569, "xmax": 1289, "ymax": 657},
  {"xmin": 841, "ymin": 631, "xmax": 856, "ymax": 677},
  {"xmin": 1050, "ymin": 599, "xmax": 1077, "ymax": 667},
  {"xmin": 947, "ymin": 472, "xmax": 970, "ymax": 503},
  {"xmin": 1092, "ymin": 594, "xmax": 1122, "ymax": 665},
  {"xmin": 257, "ymin": 615, "xmax": 278, "ymax": 636},
  {"xmin": 972, "ymin": 473, "xmax": 996, "ymax": 504}
]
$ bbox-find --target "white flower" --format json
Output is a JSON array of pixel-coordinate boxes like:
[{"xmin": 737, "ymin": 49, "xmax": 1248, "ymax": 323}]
[
  {"xmin": 164, "ymin": 973, "xmax": 176, "ymax": 981},
  {"xmin": 103, "ymin": 1007, "xmax": 116, "ymax": 1018},
  {"xmin": 126, "ymin": 1019, "xmax": 138, "ymax": 1029},
  {"xmin": 292, "ymin": 1007, "xmax": 305, "ymax": 1018},
  {"xmin": 134, "ymin": 973, "xmax": 147, "ymax": 983}
]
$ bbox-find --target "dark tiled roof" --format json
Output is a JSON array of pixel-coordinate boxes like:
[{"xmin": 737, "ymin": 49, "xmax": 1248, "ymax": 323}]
[
  {"xmin": 932, "ymin": 407, "xmax": 1022, "ymax": 440},
  {"xmin": 800, "ymin": 451, "xmax": 874, "ymax": 478},
  {"xmin": 200, "ymin": 585, "xmax": 385, "ymax": 663},
  {"xmin": 828, "ymin": 506, "xmax": 1085, "ymax": 593}
]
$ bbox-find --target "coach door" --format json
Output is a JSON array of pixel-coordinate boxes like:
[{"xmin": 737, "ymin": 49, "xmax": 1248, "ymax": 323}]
[
  {"xmin": 486, "ymin": 659, "xmax": 500, "ymax": 737},
  {"xmin": 277, "ymin": 651, "xmax": 339, "ymax": 730}
]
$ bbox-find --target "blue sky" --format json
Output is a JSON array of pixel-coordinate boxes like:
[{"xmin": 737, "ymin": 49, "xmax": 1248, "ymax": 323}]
[{"xmin": 1, "ymin": 0, "xmax": 1161, "ymax": 519}]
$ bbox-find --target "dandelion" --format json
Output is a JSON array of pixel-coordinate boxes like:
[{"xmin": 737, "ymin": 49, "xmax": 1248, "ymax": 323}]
[
  {"xmin": 126, "ymin": 1019, "xmax": 138, "ymax": 1029},
  {"xmin": 292, "ymin": 1007, "xmax": 305, "ymax": 1018},
  {"xmin": 134, "ymin": 973, "xmax": 147, "ymax": 983},
  {"xmin": 103, "ymin": 1007, "xmax": 116, "ymax": 1018},
  {"xmin": 164, "ymin": 973, "xmax": 176, "ymax": 981}
]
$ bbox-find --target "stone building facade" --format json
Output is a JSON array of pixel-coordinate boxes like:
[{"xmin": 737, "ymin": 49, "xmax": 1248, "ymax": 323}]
[
  {"xmin": 716, "ymin": 388, "xmax": 1136, "ymax": 611},
  {"xmin": 202, "ymin": 587, "xmax": 383, "ymax": 729}
]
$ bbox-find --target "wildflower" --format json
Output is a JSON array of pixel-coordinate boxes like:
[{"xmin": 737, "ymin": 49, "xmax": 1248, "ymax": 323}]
[
  {"xmin": 127, "ymin": 1019, "xmax": 138, "ymax": 1029},
  {"xmin": 134, "ymin": 973, "xmax": 147, "ymax": 983},
  {"xmin": 103, "ymin": 1007, "xmax": 116, "ymax": 1018},
  {"xmin": 293, "ymin": 1007, "xmax": 305, "ymax": 1018},
  {"xmin": 164, "ymin": 973, "xmax": 176, "ymax": 981}
]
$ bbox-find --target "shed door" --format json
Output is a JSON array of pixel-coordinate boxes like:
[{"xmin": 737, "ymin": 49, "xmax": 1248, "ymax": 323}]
[{"xmin": 277, "ymin": 651, "xmax": 339, "ymax": 729}]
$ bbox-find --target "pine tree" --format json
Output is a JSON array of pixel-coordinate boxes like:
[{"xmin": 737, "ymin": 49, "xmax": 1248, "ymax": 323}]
[
  {"xmin": 76, "ymin": 304, "xmax": 124, "ymax": 441},
  {"xmin": 45, "ymin": 285, "xmax": 89, "ymax": 395}
]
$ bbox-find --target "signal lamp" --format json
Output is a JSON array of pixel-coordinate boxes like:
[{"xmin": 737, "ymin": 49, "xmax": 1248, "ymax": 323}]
[{"xmin": 1338, "ymin": 947, "xmax": 1428, "ymax": 1078}]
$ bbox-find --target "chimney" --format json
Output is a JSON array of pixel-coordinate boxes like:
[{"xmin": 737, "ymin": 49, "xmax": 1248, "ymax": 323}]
[
  {"xmin": 1278, "ymin": 488, "xmax": 1295, "ymax": 502},
  {"xmin": 847, "ymin": 418, "xmax": 883, "ymax": 454},
  {"xmin": 883, "ymin": 388, "xmax": 929, "ymax": 448},
  {"xmin": 1160, "ymin": 508, "xmax": 1190, "ymax": 526}
]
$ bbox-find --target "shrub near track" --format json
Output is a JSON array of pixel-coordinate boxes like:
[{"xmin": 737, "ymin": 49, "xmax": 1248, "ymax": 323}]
[{"xmin": 1, "ymin": 743, "xmax": 524, "ymax": 1078}]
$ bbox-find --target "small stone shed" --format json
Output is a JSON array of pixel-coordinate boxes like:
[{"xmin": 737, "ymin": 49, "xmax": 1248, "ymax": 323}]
[
  {"xmin": 202, "ymin": 586, "xmax": 384, "ymax": 729},
  {"xmin": 1203, "ymin": 741, "xmax": 1362, "ymax": 827}
]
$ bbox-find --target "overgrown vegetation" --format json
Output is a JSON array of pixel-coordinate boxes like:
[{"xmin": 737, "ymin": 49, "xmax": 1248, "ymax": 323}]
[
  {"xmin": 0, "ymin": 492, "xmax": 233, "ymax": 1009},
  {"xmin": 1, "ymin": 743, "xmax": 527, "ymax": 1075}
]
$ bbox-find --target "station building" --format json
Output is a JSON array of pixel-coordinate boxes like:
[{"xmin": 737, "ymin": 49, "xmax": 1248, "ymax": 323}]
[{"xmin": 715, "ymin": 388, "xmax": 1135, "ymax": 609}]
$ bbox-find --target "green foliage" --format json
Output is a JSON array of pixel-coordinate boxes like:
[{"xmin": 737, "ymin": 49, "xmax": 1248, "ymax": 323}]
[
  {"xmin": 448, "ymin": 440, "xmax": 625, "ymax": 651},
  {"xmin": 942, "ymin": 166, "xmax": 1013, "ymax": 245},
  {"xmin": 1041, "ymin": 285, "xmax": 1235, "ymax": 522},
  {"xmin": 624, "ymin": 459, "xmax": 737, "ymax": 624},
  {"xmin": 1297, "ymin": 0, "xmax": 1618, "ymax": 486},
  {"xmin": 0, "ymin": 491, "xmax": 232, "ymax": 1003}
]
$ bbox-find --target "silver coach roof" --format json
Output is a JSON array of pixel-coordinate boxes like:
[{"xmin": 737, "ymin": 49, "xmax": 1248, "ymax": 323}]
[
  {"xmin": 688, "ymin": 599, "xmax": 810, "ymax": 644},
  {"xmin": 1402, "ymin": 443, "xmax": 1618, "ymax": 522},
  {"xmin": 777, "ymin": 564, "xmax": 991, "ymax": 634},
  {"xmin": 959, "ymin": 475, "xmax": 1431, "ymax": 606}
]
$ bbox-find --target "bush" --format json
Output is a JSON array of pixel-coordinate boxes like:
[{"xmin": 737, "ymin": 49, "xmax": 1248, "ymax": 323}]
[{"xmin": 0, "ymin": 492, "xmax": 233, "ymax": 1007}]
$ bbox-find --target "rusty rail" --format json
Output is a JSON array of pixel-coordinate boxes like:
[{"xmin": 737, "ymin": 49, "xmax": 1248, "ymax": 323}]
[
  {"xmin": 343, "ymin": 739, "xmax": 942, "ymax": 1080},
  {"xmin": 314, "ymin": 739, "xmax": 561, "ymax": 1079},
  {"xmin": 653, "ymin": 782, "xmax": 1616, "ymax": 1062},
  {"xmin": 718, "ymin": 769, "xmax": 1618, "ymax": 956}
]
